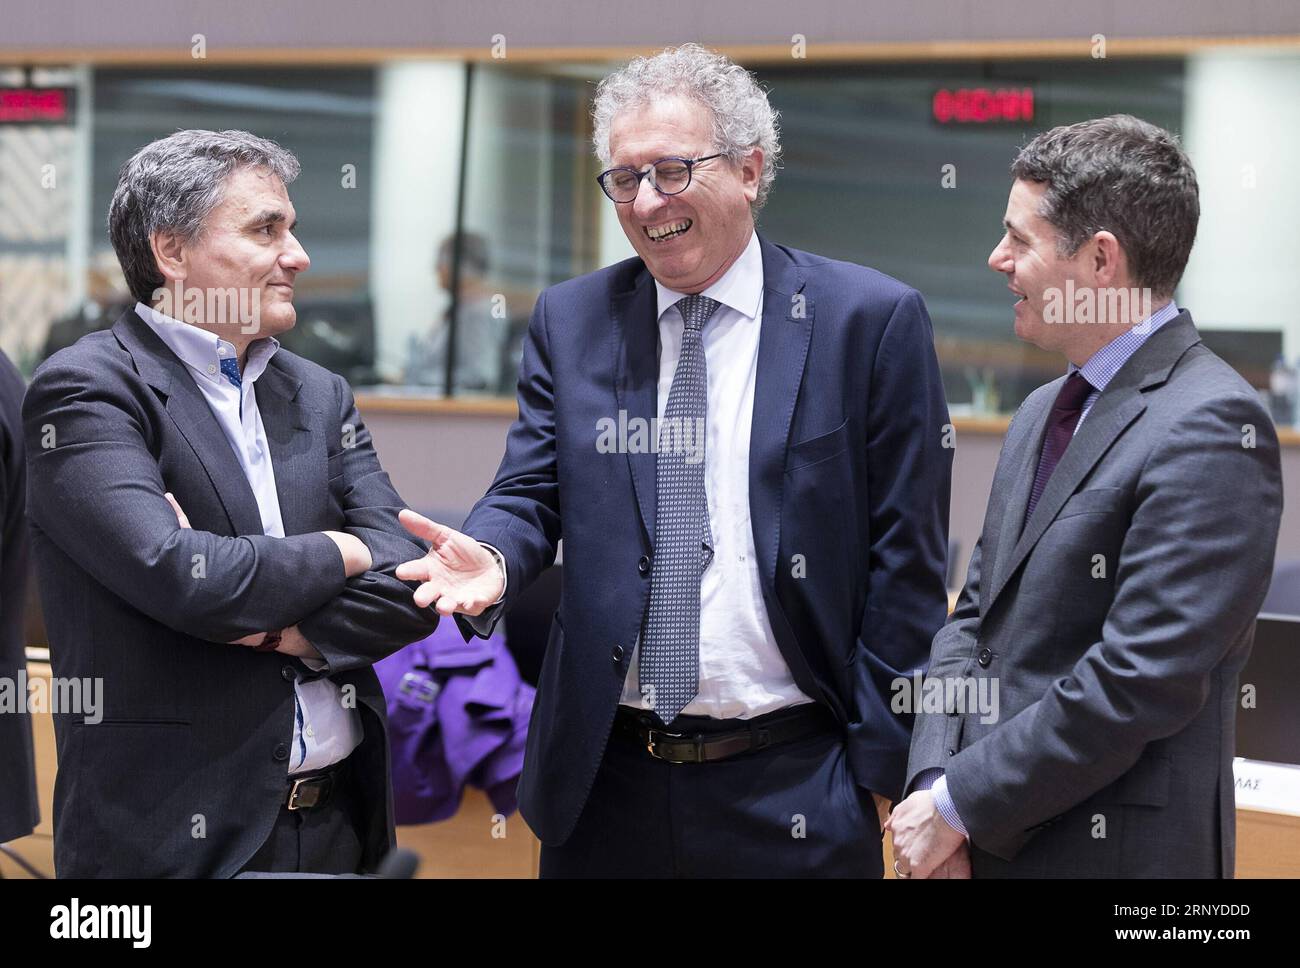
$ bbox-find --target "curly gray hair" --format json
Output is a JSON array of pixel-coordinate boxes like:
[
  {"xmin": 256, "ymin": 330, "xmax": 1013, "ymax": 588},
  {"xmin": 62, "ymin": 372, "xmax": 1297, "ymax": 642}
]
[
  {"xmin": 592, "ymin": 44, "xmax": 782, "ymax": 212},
  {"xmin": 108, "ymin": 129, "xmax": 301, "ymax": 303}
]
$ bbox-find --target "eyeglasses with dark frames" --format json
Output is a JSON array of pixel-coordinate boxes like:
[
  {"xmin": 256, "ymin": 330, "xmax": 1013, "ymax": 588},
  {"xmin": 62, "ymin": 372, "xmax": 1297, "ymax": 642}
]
[{"xmin": 596, "ymin": 154, "xmax": 723, "ymax": 203}]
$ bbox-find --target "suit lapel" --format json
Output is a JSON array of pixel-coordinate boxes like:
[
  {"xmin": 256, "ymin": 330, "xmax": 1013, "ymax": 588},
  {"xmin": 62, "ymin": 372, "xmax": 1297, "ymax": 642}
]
[
  {"xmin": 255, "ymin": 362, "xmax": 320, "ymax": 537},
  {"xmin": 749, "ymin": 237, "xmax": 812, "ymax": 595},
  {"xmin": 985, "ymin": 312, "xmax": 1202, "ymax": 613},
  {"xmin": 611, "ymin": 272, "xmax": 660, "ymax": 544},
  {"xmin": 987, "ymin": 390, "xmax": 1146, "ymax": 610},
  {"xmin": 113, "ymin": 311, "xmax": 263, "ymax": 536}
]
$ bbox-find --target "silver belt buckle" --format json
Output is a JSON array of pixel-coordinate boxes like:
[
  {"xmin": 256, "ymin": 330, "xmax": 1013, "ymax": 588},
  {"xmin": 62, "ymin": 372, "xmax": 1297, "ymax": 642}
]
[
  {"xmin": 646, "ymin": 727, "xmax": 699, "ymax": 764},
  {"xmin": 287, "ymin": 776, "xmax": 308, "ymax": 810}
]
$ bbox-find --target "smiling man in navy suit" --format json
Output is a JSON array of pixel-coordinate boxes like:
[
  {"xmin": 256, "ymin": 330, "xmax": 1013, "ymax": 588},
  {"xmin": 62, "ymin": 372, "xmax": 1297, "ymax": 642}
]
[{"xmin": 397, "ymin": 44, "xmax": 952, "ymax": 877}]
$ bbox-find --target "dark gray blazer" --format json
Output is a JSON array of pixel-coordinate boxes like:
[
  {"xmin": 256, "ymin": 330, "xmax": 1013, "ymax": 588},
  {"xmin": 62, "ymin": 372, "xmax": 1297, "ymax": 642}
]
[
  {"xmin": 0, "ymin": 350, "xmax": 37, "ymax": 845},
  {"xmin": 23, "ymin": 309, "xmax": 437, "ymax": 878},
  {"xmin": 907, "ymin": 312, "xmax": 1284, "ymax": 878}
]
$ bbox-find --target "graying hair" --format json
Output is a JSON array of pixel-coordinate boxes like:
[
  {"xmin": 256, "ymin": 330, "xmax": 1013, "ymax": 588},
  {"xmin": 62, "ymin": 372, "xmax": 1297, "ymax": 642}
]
[
  {"xmin": 1011, "ymin": 114, "xmax": 1199, "ymax": 300},
  {"xmin": 592, "ymin": 44, "xmax": 782, "ymax": 212},
  {"xmin": 108, "ymin": 129, "xmax": 301, "ymax": 303}
]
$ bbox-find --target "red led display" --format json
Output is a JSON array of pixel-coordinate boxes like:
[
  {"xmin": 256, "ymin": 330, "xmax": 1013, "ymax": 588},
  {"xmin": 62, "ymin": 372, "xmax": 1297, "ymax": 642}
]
[
  {"xmin": 933, "ymin": 88, "xmax": 1034, "ymax": 124},
  {"xmin": 0, "ymin": 88, "xmax": 71, "ymax": 123}
]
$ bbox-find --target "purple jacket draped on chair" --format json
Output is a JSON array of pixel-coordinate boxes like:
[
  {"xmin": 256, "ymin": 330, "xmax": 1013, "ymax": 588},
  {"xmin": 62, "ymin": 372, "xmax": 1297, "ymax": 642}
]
[{"xmin": 376, "ymin": 621, "xmax": 534, "ymax": 824}]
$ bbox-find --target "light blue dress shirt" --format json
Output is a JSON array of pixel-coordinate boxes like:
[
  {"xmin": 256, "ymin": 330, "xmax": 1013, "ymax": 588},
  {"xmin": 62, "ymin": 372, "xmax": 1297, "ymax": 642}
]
[{"xmin": 136, "ymin": 302, "xmax": 364, "ymax": 775}]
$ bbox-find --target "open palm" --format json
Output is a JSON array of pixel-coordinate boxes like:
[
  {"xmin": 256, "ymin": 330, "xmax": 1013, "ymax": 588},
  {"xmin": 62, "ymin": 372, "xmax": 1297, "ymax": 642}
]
[{"xmin": 395, "ymin": 509, "xmax": 504, "ymax": 616}]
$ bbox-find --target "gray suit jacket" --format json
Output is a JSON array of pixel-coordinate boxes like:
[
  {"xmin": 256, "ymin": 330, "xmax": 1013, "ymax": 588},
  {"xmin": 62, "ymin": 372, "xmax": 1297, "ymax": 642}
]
[
  {"xmin": 23, "ymin": 309, "xmax": 437, "ymax": 877},
  {"xmin": 907, "ymin": 312, "xmax": 1284, "ymax": 877}
]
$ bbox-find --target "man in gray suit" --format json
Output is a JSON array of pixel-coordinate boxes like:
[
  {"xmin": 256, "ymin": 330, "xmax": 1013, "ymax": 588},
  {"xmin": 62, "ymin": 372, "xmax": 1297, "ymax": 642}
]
[
  {"xmin": 888, "ymin": 115, "xmax": 1283, "ymax": 878},
  {"xmin": 24, "ymin": 130, "xmax": 436, "ymax": 877}
]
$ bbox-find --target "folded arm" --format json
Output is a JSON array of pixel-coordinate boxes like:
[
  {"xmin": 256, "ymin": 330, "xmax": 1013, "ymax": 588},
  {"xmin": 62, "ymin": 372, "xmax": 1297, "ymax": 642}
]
[
  {"xmin": 23, "ymin": 359, "xmax": 348, "ymax": 643},
  {"xmin": 292, "ymin": 373, "xmax": 442, "ymax": 673}
]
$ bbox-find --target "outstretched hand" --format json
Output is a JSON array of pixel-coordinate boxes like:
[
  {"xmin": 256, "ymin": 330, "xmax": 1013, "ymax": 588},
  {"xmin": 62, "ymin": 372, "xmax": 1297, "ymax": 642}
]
[{"xmin": 395, "ymin": 509, "xmax": 505, "ymax": 616}]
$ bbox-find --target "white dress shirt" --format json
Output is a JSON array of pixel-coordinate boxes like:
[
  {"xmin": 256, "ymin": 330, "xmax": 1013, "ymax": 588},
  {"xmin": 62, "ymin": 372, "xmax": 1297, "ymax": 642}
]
[
  {"xmin": 617, "ymin": 232, "xmax": 815, "ymax": 720},
  {"xmin": 136, "ymin": 302, "xmax": 364, "ymax": 774}
]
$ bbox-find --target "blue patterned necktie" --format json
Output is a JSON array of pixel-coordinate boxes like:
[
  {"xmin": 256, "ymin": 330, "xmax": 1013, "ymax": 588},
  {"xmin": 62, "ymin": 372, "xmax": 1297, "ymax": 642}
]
[
  {"xmin": 220, "ymin": 357, "xmax": 242, "ymax": 389},
  {"xmin": 638, "ymin": 293, "xmax": 720, "ymax": 725}
]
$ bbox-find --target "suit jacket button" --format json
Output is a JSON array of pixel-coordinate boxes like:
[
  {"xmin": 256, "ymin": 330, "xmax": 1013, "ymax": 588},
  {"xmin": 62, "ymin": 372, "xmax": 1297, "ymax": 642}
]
[
  {"xmin": 977, "ymin": 648, "xmax": 993, "ymax": 668},
  {"xmin": 638, "ymin": 555, "xmax": 650, "ymax": 575},
  {"xmin": 272, "ymin": 743, "xmax": 289, "ymax": 762},
  {"xmin": 947, "ymin": 748, "xmax": 956, "ymax": 756},
  {"xmin": 281, "ymin": 666, "xmax": 296, "ymax": 681},
  {"xmin": 612, "ymin": 644, "xmax": 625, "ymax": 663}
]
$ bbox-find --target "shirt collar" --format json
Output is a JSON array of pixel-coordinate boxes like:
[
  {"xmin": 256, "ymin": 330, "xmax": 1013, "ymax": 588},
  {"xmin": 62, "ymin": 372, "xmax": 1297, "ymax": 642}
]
[
  {"xmin": 654, "ymin": 229, "xmax": 763, "ymax": 323},
  {"xmin": 1069, "ymin": 299, "xmax": 1181, "ymax": 393},
  {"xmin": 136, "ymin": 301, "xmax": 280, "ymax": 386}
]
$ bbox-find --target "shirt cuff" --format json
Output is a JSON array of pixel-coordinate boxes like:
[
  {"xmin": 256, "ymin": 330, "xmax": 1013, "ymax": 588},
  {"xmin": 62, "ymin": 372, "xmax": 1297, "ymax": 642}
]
[
  {"xmin": 457, "ymin": 543, "xmax": 507, "ymax": 638},
  {"xmin": 462, "ymin": 601, "xmax": 503, "ymax": 638},
  {"xmin": 929, "ymin": 774, "xmax": 969, "ymax": 840},
  {"xmin": 479, "ymin": 542, "xmax": 507, "ymax": 605}
]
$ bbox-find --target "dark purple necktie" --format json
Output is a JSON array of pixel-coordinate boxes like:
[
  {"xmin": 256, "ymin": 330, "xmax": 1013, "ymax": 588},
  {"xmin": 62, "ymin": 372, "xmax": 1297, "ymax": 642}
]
[{"xmin": 1024, "ymin": 371, "xmax": 1094, "ymax": 523}]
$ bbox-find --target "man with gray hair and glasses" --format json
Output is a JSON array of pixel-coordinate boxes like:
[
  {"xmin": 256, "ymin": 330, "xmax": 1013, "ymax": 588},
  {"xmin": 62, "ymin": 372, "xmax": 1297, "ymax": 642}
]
[
  {"xmin": 396, "ymin": 44, "xmax": 953, "ymax": 877},
  {"xmin": 24, "ymin": 129, "xmax": 436, "ymax": 877},
  {"xmin": 891, "ymin": 115, "xmax": 1283, "ymax": 878}
]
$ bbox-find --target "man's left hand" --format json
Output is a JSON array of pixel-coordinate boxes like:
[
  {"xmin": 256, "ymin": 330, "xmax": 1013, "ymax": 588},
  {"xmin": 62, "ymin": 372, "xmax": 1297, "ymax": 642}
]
[{"xmin": 274, "ymin": 625, "xmax": 323, "ymax": 662}]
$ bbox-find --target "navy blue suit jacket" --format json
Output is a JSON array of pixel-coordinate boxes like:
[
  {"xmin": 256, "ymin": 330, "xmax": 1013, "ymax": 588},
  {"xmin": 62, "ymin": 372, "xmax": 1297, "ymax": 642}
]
[{"xmin": 462, "ymin": 235, "xmax": 952, "ymax": 846}]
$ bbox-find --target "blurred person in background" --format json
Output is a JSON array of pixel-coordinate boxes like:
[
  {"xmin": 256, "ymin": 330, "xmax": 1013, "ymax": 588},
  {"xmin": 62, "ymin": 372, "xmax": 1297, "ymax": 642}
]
[{"xmin": 405, "ymin": 231, "xmax": 509, "ymax": 394}]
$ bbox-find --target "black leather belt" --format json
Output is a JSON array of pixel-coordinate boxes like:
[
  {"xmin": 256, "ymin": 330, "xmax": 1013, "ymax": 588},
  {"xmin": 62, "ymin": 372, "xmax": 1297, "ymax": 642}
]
[
  {"xmin": 613, "ymin": 703, "xmax": 836, "ymax": 764},
  {"xmin": 286, "ymin": 758, "xmax": 348, "ymax": 811}
]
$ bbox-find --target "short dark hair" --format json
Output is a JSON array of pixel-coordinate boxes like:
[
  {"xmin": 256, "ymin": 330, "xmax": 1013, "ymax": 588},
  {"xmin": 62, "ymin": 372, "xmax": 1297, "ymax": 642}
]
[
  {"xmin": 108, "ymin": 129, "xmax": 300, "ymax": 304},
  {"xmin": 1010, "ymin": 114, "xmax": 1199, "ymax": 299}
]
